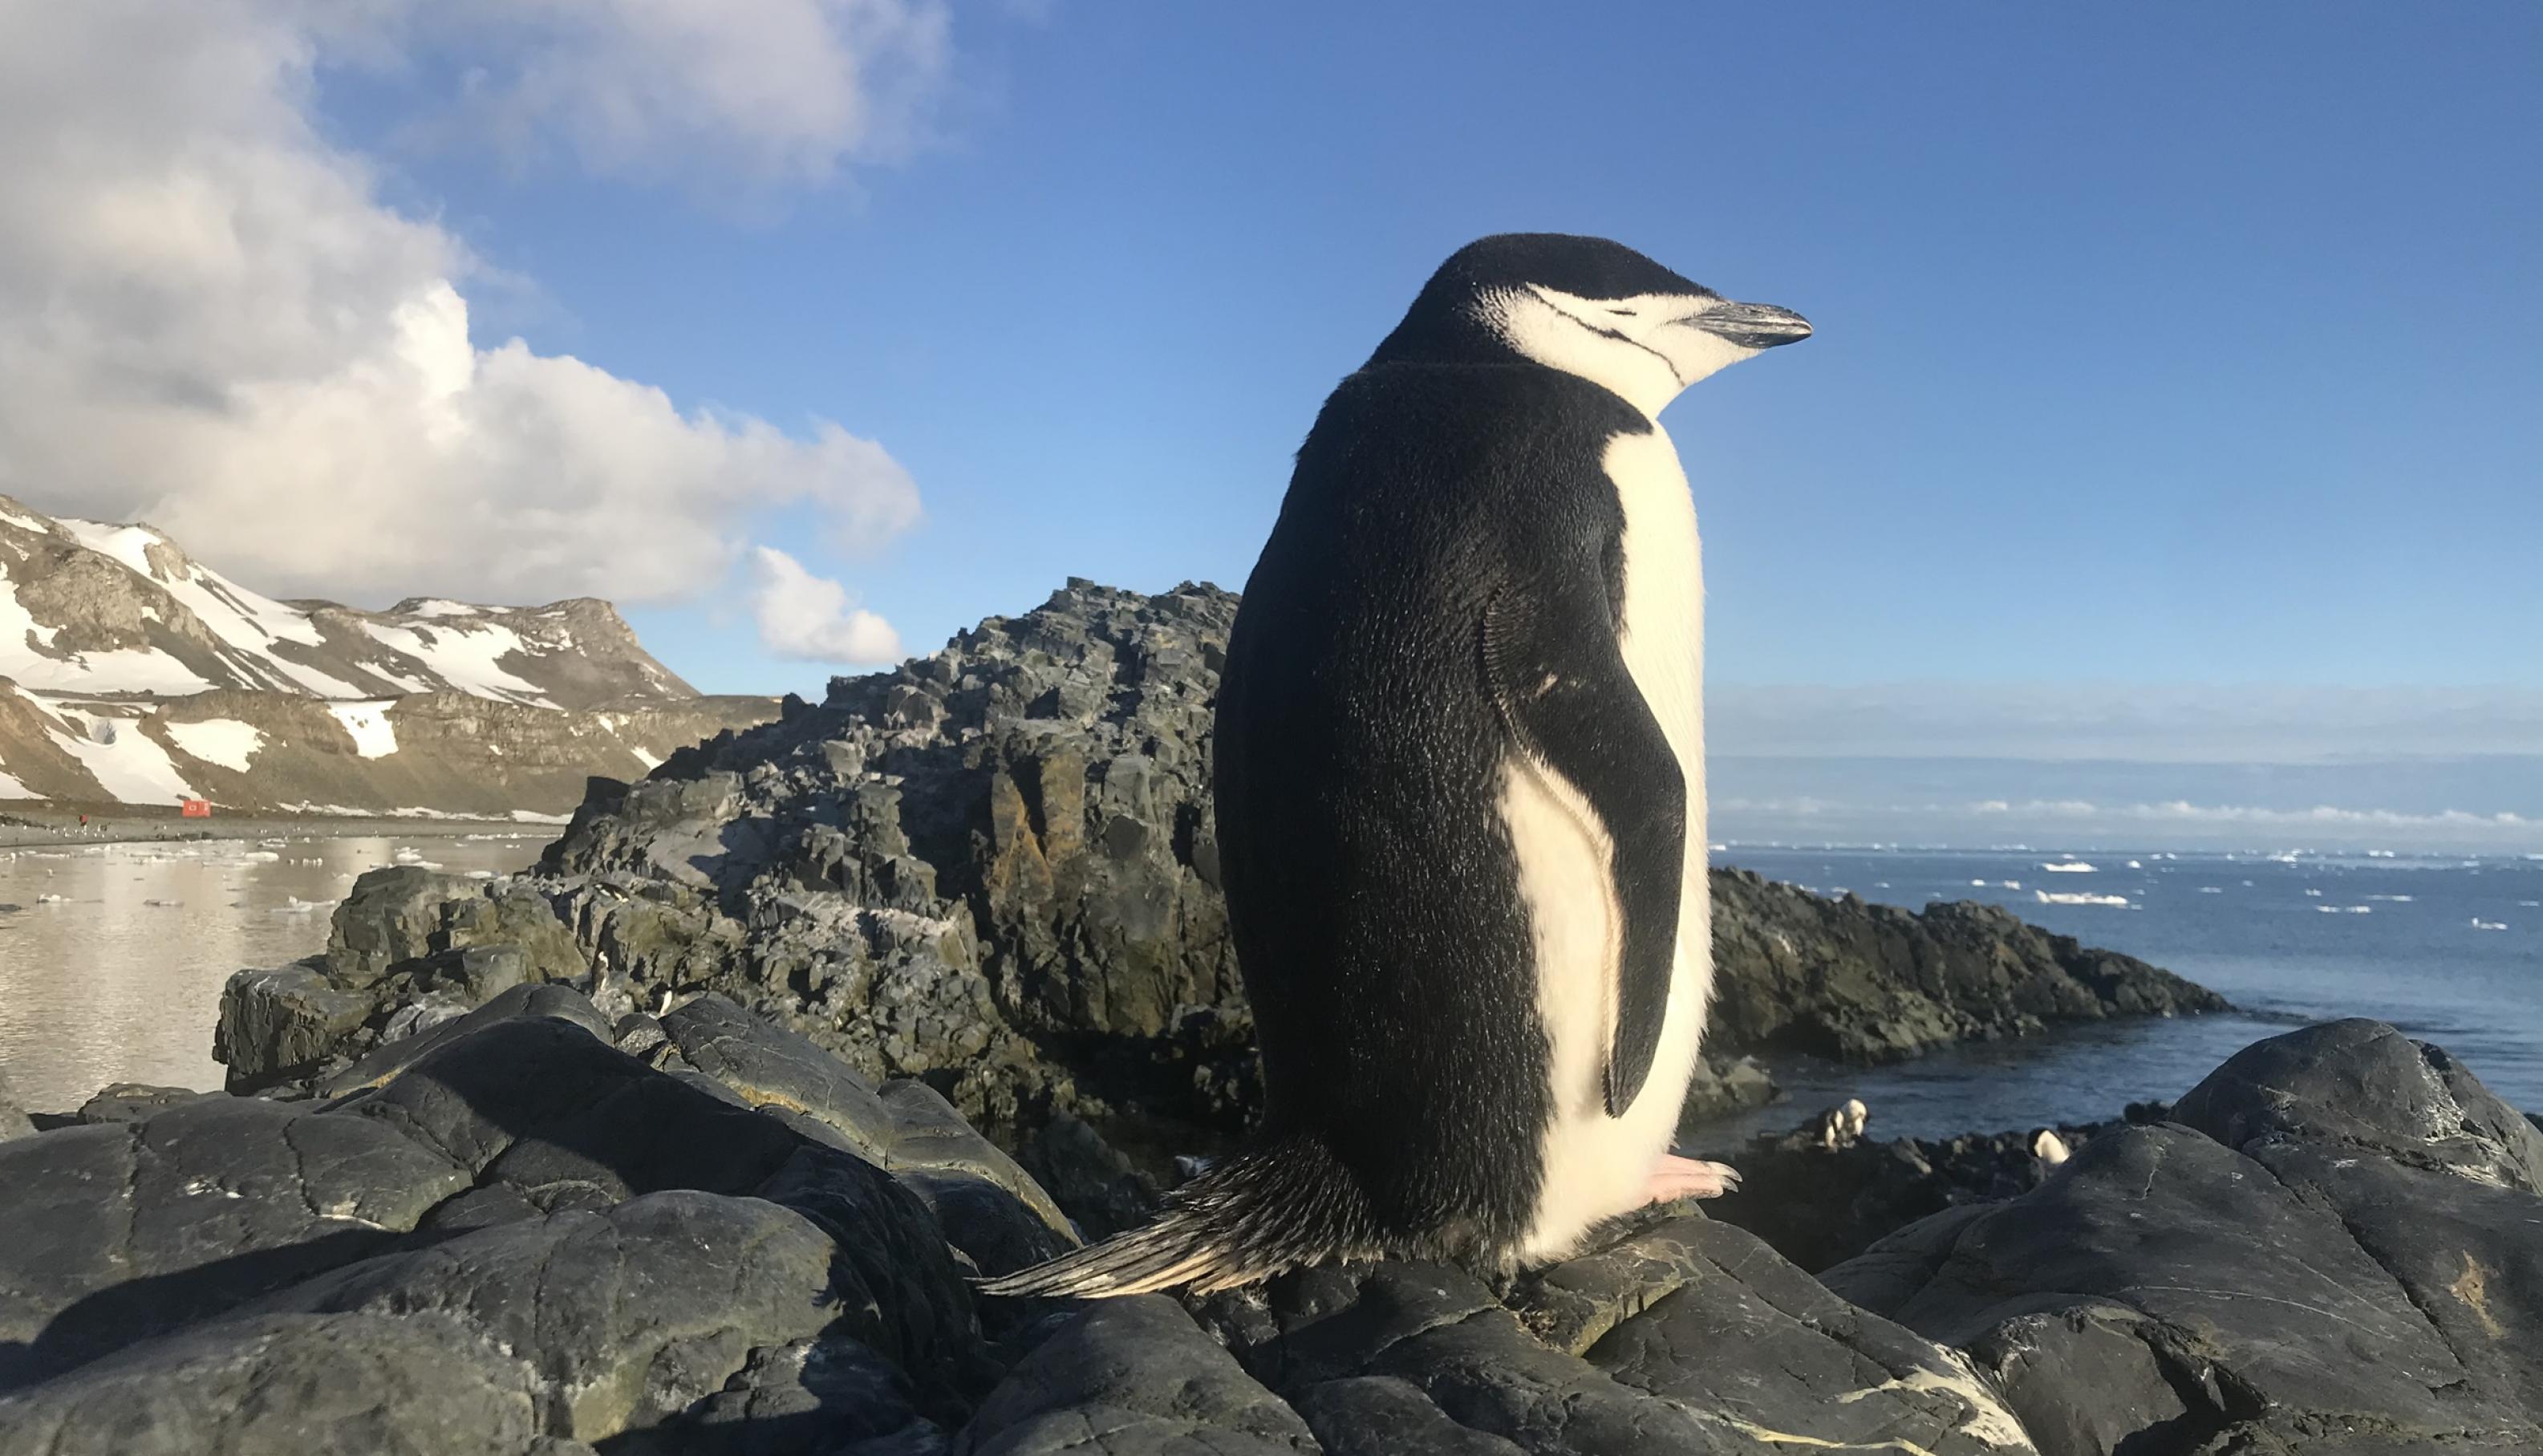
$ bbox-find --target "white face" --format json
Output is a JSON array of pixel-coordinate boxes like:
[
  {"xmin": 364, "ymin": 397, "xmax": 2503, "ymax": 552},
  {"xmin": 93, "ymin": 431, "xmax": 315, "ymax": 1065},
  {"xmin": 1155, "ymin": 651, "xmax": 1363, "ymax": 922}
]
[{"xmin": 1474, "ymin": 284, "xmax": 1766, "ymax": 418}]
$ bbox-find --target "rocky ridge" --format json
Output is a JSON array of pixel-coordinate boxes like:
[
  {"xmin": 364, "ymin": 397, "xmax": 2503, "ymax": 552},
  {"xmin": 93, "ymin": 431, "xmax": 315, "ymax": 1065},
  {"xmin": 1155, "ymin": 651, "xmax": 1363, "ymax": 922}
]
[{"xmin": 210, "ymin": 580, "xmax": 2226, "ymax": 1180}]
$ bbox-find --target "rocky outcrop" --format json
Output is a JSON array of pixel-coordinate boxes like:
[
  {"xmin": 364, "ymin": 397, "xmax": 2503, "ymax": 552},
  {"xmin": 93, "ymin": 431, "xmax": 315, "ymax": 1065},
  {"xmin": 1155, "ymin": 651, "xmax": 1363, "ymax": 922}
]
[
  {"xmin": 1825, "ymin": 1020, "xmax": 2543, "ymax": 1453},
  {"xmin": 213, "ymin": 581, "xmax": 2220, "ymax": 1198},
  {"xmin": 1709, "ymin": 870, "xmax": 2227, "ymax": 1061},
  {"xmin": 10, "ymin": 992, "xmax": 2536, "ymax": 1454}
]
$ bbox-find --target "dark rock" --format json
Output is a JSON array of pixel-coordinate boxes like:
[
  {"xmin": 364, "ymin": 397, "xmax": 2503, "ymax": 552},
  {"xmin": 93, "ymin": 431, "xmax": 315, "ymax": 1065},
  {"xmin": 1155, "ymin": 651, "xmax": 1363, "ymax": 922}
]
[
  {"xmin": 316, "ymin": 982, "xmax": 614, "ymax": 1099},
  {"xmin": 1012, "ymin": 1110, "xmax": 1163, "ymax": 1242},
  {"xmin": 1826, "ymin": 1020, "xmax": 2543, "ymax": 1453},
  {"xmin": 1706, "ymin": 871, "xmax": 2229, "ymax": 1063},
  {"xmin": 1182, "ymin": 1216, "xmax": 2030, "ymax": 1456},
  {"xmin": 213, "ymin": 964, "xmax": 379, "ymax": 1092},
  {"xmin": 955, "ymin": 1297, "xmax": 1315, "ymax": 1456},
  {"xmin": 670, "ymin": 1336, "xmax": 945, "ymax": 1456},
  {"xmin": 0, "ymin": 1097, "xmax": 470, "ymax": 1389},
  {"xmin": 0, "ymin": 1312, "xmax": 571, "ymax": 1455},
  {"xmin": 1674, "ymin": 1051, "xmax": 1778, "ymax": 1123},
  {"xmin": 250, "ymin": 1191, "xmax": 939, "ymax": 1447},
  {"xmin": 1699, "ymin": 1104, "xmax": 2150, "ymax": 1273},
  {"xmin": 71, "ymin": 1084, "xmax": 209, "ymax": 1125},
  {"xmin": 2171, "ymin": 1016, "xmax": 2543, "ymax": 1192}
]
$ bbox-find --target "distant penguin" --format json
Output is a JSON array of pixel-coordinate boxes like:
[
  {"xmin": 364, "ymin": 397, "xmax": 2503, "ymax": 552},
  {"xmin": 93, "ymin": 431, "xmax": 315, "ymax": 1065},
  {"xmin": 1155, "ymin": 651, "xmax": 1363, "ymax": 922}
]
[{"xmin": 980, "ymin": 234, "xmax": 1811, "ymax": 1296}]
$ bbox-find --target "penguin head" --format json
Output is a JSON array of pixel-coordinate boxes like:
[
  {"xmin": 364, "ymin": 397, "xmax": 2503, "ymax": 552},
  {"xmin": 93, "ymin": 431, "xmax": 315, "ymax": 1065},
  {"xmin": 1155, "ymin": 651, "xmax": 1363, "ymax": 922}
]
[{"xmin": 1369, "ymin": 233, "xmax": 1811, "ymax": 417}]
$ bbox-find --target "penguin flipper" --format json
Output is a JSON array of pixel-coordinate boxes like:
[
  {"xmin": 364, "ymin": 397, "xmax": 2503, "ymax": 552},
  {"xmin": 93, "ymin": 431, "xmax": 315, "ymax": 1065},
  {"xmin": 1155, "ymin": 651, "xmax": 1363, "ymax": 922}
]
[{"xmin": 1482, "ymin": 579, "xmax": 1688, "ymax": 1118}]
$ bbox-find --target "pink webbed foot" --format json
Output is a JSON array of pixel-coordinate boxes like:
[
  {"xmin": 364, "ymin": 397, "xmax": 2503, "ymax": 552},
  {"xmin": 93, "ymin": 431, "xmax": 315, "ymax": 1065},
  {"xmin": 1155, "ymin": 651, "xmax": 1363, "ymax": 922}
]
[{"xmin": 1645, "ymin": 1154, "xmax": 1742, "ymax": 1204}]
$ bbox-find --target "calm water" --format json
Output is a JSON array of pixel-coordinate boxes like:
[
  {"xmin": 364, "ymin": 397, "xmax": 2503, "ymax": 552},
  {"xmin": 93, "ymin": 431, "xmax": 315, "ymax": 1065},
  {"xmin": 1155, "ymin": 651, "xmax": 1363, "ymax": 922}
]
[
  {"xmin": 0, "ymin": 834, "xmax": 541, "ymax": 1110},
  {"xmin": 1689, "ymin": 846, "xmax": 2543, "ymax": 1146}
]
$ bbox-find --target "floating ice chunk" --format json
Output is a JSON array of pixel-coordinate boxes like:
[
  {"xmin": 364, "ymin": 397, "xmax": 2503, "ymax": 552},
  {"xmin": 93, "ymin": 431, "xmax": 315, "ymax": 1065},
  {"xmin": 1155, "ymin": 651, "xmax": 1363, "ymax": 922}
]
[
  {"xmin": 2197, "ymin": 886, "xmax": 2225, "ymax": 894},
  {"xmin": 2040, "ymin": 861, "xmax": 2096, "ymax": 874},
  {"xmin": 2472, "ymin": 918, "xmax": 2507, "ymax": 931},
  {"xmin": 2316, "ymin": 905, "xmax": 2371, "ymax": 915},
  {"xmin": 2036, "ymin": 890, "xmax": 2128, "ymax": 906}
]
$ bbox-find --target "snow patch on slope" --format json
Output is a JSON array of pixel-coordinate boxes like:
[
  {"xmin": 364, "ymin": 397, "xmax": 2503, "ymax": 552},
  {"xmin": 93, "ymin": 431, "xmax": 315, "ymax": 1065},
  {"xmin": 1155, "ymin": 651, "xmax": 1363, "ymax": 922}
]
[
  {"xmin": 51, "ymin": 715, "xmax": 198, "ymax": 804},
  {"xmin": 331, "ymin": 702, "xmax": 399, "ymax": 758},
  {"xmin": 0, "ymin": 768, "xmax": 38, "ymax": 799},
  {"xmin": 360, "ymin": 620, "xmax": 557, "ymax": 707},
  {"xmin": 165, "ymin": 718, "xmax": 267, "ymax": 772}
]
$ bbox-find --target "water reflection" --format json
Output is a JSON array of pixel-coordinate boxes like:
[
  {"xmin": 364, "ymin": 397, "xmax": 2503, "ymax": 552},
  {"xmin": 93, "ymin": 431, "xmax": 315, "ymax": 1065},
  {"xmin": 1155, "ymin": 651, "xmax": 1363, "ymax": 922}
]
[{"xmin": 0, "ymin": 834, "xmax": 540, "ymax": 1109}]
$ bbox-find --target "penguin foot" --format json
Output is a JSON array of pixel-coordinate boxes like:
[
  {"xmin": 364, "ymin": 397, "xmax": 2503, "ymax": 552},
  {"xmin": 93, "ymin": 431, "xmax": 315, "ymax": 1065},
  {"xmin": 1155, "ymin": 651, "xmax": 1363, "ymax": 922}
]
[{"xmin": 1645, "ymin": 1154, "xmax": 1741, "ymax": 1203}]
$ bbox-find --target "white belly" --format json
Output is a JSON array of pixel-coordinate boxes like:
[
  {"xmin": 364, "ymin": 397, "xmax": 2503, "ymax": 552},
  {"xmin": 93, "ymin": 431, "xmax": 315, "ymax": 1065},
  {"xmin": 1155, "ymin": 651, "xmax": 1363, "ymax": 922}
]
[{"xmin": 1504, "ymin": 424, "xmax": 1711, "ymax": 1262}]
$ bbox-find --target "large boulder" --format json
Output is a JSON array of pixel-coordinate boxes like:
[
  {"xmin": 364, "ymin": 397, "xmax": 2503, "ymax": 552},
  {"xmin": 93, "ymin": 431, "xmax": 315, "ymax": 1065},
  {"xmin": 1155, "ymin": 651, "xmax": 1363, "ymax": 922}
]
[{"xmin": 0, "ymin": 1096, "xmax": 472, "ymax": 1388}]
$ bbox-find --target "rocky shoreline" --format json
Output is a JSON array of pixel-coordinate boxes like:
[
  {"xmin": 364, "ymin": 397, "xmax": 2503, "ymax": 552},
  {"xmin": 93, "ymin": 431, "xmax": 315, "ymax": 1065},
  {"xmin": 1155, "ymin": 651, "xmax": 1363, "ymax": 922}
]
[
  {"xmin": 18, "ymin": 580, "xmax": 2521, "ymax": 1454},
  {"xmin": 207, "ymin": 582, "xmax": 2225, "ymax": 1155}
]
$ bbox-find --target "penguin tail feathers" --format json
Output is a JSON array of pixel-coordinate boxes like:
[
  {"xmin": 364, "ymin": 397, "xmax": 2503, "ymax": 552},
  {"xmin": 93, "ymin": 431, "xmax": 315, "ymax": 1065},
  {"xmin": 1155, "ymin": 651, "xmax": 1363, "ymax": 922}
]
[{"xmin": 975, "ymin": 1139, "xmax": 1375, "ymax": 1300}]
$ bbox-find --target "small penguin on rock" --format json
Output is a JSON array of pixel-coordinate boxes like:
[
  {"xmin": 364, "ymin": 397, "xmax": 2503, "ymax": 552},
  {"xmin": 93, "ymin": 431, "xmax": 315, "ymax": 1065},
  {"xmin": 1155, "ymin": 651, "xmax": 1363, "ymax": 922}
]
[{"xmin": 982, "ymin": 234, "xmax": 1811, "ymax": 1297}]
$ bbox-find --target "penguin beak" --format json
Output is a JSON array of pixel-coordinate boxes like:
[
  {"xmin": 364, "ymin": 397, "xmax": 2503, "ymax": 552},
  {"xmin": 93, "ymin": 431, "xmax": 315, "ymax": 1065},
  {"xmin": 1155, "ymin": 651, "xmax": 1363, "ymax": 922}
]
[{"xmin": 1689, "ymin": 300, "xmax": 1813, "ymax": 349}]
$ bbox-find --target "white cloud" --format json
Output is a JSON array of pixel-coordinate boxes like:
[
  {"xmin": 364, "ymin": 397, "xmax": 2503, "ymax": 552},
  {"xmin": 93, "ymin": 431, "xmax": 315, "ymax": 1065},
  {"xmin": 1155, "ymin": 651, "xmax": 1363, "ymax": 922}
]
[
  {"xmin": 410, "ymin": 0, "xmax": 955, "ymax": 190},
  {"xmin": 0, "ymin": 0, "xmax": 931, "ymax": 606},
  {"xmin": 748, "ymin": 545, "xmax": 902, "ymax": 663}
]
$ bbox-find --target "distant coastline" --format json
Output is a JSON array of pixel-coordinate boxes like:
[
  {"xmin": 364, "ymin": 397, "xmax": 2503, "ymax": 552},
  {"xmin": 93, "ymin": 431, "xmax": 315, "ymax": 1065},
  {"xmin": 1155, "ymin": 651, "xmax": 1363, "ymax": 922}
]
[{"xmin": 0, "ymin": 804, "xmax": 556, "ymax": 851}]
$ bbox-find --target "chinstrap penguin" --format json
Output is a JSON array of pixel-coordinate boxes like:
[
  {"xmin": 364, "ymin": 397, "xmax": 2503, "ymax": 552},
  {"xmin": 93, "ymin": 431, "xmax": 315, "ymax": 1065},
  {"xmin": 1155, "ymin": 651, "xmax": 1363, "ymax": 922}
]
[{"xmin": 982, "ymin": 233, "xmax": 1811, "ymax": 1297}]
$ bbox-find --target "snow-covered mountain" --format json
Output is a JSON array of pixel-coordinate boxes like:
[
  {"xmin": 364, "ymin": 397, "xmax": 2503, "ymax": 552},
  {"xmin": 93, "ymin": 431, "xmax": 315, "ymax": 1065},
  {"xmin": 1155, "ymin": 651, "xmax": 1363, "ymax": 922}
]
[
  {"xmin": 0, "ymin": 493, "xmax": 776, "ymax": 814},
  {"xmin": 1, "ymin": 493, "xmax": 689, "ymax": 708}
]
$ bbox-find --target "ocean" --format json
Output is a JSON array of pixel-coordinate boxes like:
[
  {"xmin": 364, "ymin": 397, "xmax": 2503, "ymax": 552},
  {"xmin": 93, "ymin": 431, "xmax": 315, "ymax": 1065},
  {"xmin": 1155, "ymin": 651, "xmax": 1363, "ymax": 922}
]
[
  {"xmin": 1688, "ymin": 845, "xmax": 2543, "ymax": 1147},
  {"xmin": 2, "ymin": 836, "xmax": 2536, "ymax": 1137}
]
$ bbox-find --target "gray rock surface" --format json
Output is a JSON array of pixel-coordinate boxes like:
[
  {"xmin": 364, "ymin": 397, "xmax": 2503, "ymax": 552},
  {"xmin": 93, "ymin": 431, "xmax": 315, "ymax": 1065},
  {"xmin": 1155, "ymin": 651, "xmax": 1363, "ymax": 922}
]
[
  {"xmin": 212, "ymin": 581, "xmax": 2221, "ymax": 1236},
  {"xmin": 5, "ymin": 980, "xmax": 2535, "ymax": 1455},
  {"xmin": 1825, "ymin": 1019, "xmax": 2543, "ymax": 1454},
  {"xmin": 0, "ymin": 1312, "xmax": 582, "ymax": 1456}
]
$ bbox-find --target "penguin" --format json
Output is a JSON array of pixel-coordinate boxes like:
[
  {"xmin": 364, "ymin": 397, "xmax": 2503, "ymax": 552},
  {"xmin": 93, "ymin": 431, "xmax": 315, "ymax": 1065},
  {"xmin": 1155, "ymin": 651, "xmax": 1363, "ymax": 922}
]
[{"xmin": 981, "ymin": 234, "xmax": 1811, "ymax": 1297}]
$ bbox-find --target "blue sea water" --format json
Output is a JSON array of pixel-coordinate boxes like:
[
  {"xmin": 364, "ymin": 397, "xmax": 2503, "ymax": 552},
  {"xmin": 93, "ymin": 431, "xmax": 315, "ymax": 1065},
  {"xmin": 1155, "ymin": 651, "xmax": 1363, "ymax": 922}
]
[{"xmin": 1686, "ymin": 846, "xmax": 2543, "ymax": 1147}]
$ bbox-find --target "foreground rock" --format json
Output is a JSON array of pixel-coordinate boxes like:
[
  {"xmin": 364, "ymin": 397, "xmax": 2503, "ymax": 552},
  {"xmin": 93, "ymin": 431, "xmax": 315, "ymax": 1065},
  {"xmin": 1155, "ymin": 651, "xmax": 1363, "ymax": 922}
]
[
  {"xmin": 1698, "ymin": 1100, "xmax": 2176, "ymax": 1273},
  {"xmin": 1827, "ymin": 1020, "xmax": 2543, "ymax": 1453},
  {"xmin": 7, "ymin": 1000, "xmax": 2537, "ymax": 1453},
  {"xmin": 213, "ymin": 581, "xmax": 2221, "ymax": 1195}
]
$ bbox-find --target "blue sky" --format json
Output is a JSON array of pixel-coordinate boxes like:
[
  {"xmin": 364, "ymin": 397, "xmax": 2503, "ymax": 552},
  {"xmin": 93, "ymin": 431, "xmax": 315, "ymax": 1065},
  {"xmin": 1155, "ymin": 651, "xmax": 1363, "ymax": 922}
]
[
  {"xmin": 332, "ymin": 3, "xmax": 2542, "ymax": 694},
  {"xmin": 5, "ymin": 3, "xmax": 2537, "ymax": 846}
]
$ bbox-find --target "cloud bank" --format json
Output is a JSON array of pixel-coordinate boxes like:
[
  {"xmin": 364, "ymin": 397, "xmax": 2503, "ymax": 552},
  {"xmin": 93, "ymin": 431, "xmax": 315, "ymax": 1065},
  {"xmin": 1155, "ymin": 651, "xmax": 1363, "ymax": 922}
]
[{"xmin": 0, "ymin": 0, "xmax": 936, "ymax": 610}]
